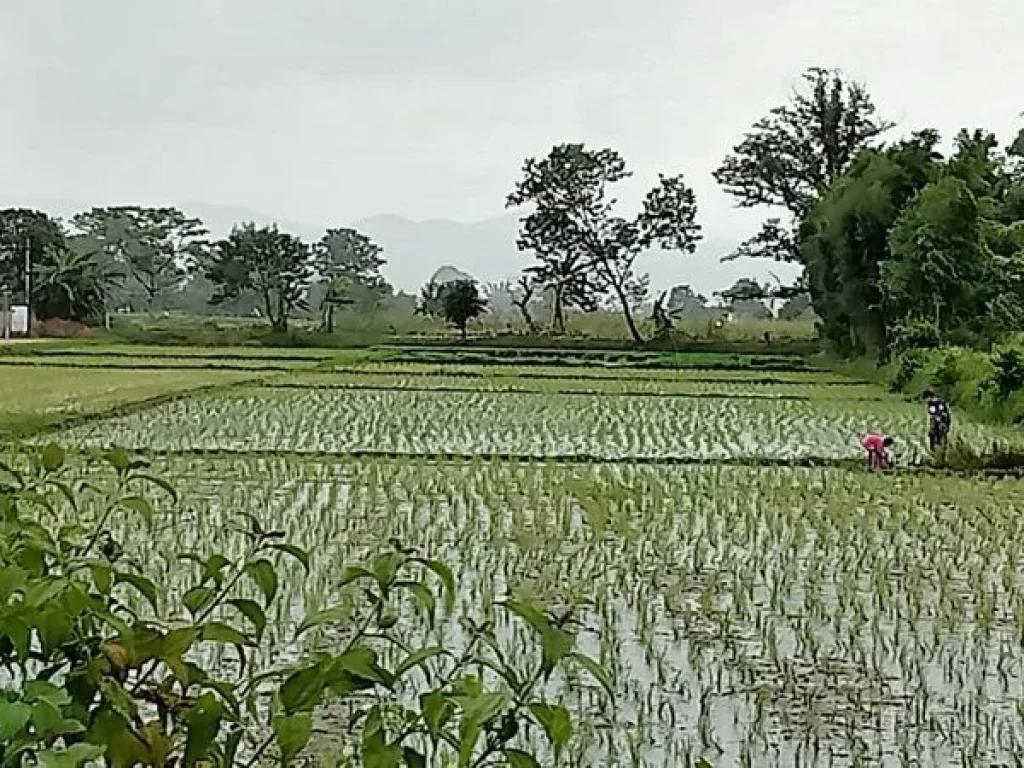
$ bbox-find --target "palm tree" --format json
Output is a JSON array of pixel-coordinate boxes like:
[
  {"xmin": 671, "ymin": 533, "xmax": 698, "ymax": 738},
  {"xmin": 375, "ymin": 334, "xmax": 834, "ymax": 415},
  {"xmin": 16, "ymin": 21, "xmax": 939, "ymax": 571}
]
[{"xmin": 33, "ymin": 244, "xmax": 125, "ymax": 322}]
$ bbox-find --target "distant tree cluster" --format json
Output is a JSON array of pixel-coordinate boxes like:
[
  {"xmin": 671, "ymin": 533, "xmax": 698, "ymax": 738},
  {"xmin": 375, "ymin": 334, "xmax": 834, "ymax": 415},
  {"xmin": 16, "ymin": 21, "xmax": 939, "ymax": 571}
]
[
  {"xmin": 5, "ymin": 64, "xmax": 1018, "ymax": 352},
  {"xmin": 0, "ymin": 209, "xmax": 397, "ymax": 333}
]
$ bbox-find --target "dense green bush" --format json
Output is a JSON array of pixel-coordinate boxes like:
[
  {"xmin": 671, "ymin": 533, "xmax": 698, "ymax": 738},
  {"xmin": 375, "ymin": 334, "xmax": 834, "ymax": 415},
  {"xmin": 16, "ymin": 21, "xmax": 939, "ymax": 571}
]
[{"xmin": 885, "ymin": 342, "xmax": 1024, "ymax": 424}]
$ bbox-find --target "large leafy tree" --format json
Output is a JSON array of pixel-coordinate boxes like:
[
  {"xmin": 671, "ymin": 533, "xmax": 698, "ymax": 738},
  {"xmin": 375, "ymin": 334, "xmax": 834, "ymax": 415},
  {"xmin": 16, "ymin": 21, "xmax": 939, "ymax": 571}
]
[
  {"xmin": 883, "ymin": 176, "xmax": 993, "ymax": 343},
  {"xmin": 0, "ymin": 209, "xmax": 65, "ymax": 302},
  {"xmin": 800, "ymin": 131, "xmax": 941, "ymax": 356},
  {"xmin": 507, "ymin": 144, "xmax": 701, "ymax": 342},
  {"xmin": 33, "ymin": 243, "xmax": 125, "ymax": 322},
  {"xmin": 70, "ymin": 207, "xmax": 209, "ymax": 310},
  {"xmin": 206, "ymin": 223, "xmax": 313, "ymax": 332},
  {"xmin": 440, "ymin": 279, "xmax": 487, "ymax": 338},
  {"xmin": 314, "ymin": 228, "xmax": 387, "ymax": 290},
  {"xmin": 311, "ymin": 228, "xmax": 390, "ymax": 328},
  {"xmin": 715, "ymin": 67, "xmax": 892, "ymax": 264}
]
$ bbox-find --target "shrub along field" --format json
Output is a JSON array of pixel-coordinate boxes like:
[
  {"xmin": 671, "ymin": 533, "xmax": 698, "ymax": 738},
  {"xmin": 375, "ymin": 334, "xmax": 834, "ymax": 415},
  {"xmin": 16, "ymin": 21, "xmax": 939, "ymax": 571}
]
[{"xmin": 6, "ymin": 343, "xmax": 1024, "ymax": 766}]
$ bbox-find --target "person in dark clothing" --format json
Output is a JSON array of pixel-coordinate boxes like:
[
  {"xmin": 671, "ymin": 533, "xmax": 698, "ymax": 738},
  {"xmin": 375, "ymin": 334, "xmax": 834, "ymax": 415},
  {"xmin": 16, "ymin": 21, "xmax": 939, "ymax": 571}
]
[{"xmin": 923, "ymin": 389, "xmax": 952, "ymax": 450}]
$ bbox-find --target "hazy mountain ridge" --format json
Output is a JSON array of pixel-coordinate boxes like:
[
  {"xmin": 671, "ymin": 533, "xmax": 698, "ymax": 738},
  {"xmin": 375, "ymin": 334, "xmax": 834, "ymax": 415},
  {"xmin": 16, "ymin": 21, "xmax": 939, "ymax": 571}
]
[{"xmin": 0, "ymin": 196, "xmax": 800, "ymax": 295}]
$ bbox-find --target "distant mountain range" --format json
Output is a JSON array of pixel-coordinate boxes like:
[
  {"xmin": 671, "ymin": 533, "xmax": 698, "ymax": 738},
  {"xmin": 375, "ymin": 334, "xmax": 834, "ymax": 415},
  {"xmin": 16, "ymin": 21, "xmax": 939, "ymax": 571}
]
[{"xmin": 0, "ymin": 196, "xmax": 800, "ymax": 295}]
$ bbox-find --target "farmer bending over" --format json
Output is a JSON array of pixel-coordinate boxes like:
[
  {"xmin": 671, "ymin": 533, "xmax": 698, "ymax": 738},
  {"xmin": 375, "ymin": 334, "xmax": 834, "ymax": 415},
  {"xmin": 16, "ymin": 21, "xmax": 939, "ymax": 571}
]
[
  {"xmin": 923, "ymin": 389, "xmax": 951, "ymax": 450},
  {"xmin": 861, "ymin": 432, "xmax": 894, "ymax": 469}
]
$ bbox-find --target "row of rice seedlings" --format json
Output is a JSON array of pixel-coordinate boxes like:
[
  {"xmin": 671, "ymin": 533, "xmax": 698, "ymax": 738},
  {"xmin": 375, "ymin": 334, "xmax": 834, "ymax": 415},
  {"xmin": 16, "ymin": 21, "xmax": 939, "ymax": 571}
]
[
  {"xmin": 278, "ymin": 371, "xmax": 885, "ymax": 401},
  {"xmin": 85, "ymin": 454, "xmax": 1024, "ymax": 766},
  {"xmin": 331, "ymin": 362, "xmax": 850, "ymax": 384},
  {"xmin": 56, "ymin": 387, "xmax": 1017, "ymax": 462}
]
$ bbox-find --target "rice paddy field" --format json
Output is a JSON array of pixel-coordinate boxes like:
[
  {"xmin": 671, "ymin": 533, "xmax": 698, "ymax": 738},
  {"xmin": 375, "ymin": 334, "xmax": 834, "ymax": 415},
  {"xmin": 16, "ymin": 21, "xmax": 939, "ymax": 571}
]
[{"xmin": 10, "ymin": 343, "xmax": 1024, "ymax": 766}]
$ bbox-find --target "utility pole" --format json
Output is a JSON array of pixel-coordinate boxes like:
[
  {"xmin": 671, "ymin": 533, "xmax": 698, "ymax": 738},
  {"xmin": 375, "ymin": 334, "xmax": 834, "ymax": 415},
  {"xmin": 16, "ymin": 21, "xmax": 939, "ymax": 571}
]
[{"xmin": 24, "ymin": 239, "xmax": 31, "ymax": 335}]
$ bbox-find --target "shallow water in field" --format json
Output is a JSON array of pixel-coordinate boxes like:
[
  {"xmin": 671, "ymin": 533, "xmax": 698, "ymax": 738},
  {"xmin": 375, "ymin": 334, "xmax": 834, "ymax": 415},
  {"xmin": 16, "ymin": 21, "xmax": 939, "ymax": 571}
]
[
  {"xmin": 88, "ymin": 454, "xmax": 1024, "ymax": 767},
  {"xmin": 58, "ymin": 386, "xmax": 1013, "ymax": 464}
]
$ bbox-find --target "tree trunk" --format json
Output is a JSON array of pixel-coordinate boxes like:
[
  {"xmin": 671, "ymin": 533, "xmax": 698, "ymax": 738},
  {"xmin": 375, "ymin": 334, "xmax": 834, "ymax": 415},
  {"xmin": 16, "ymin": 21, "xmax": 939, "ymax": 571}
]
[
  {"xmin": 613, "ymin": 282, "xmax": 644, "ymax": 344},
  {"xmin": 262, "ymin": 291, "xmax": 276, "ymax": 329},
  {"xmin": 551, "ymin": 285, "xmax": 565, "ymax": 335},
  {"xmin": 516, "ymin": 302, "xmax": 536, "ymax": 333}
]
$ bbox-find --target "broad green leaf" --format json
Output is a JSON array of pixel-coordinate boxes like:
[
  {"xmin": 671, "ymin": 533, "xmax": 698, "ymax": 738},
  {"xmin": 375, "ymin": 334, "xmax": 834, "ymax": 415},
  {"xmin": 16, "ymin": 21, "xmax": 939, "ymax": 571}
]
[
  {"xmin": 37, "ymin": 744, "xmax": 106, "ymax": 768},
  {"xmin": 330, "ymin": 647, "xmax": 394, "ymax": 687},
  {"xmin": 273, "ymin": 713, "xmax": 313, "ymax": 764},
  {"xmin": 200, "ymin": 621, "xmax": 251, "ymax": 647},
  {"xmin": 280, "ymin": 663, "xmax": 327, "ymax": 714},
  {"xmin": 0, "ymin": 565, "xmax": 27, "ymax": 602},
  {"xmin": 364, "ymin": 741, "xmax": 402, "ymax": 768},
  {"xmin": 24, "ymin": 680, "xmax": 71, "ymax": 708},
  {"xmin": 502, "ymin": 600, "xmax": 549, "ymax": 634},
  {"xmin": 138, "ymin": 720, "xmax": 174, "ymax": 767},
  {"xmin": 24, "ymin": 577, "xmax": 68, "ymax": 608},
  {"xmin": 227, "ymin": 598, "xmax": 267, "ymax": 641},
  {"xmin": 182, "ymin": 586, "xmax": 216, "ymax": 617},
  {"xmin": 115, "ymin": 573, "xmax": 159, "ymax": 612},
  {"xmin": 420, "ymin": 690, "xmax": 453, "ymax": 739},
  {"xmin": 295, "ymin": 604, "xmax": 351, "ymax": 637},
  {"xmin": 540, "ymin": 627, "xmax": 574, "ymax": 677},
  {"xmin": 40, "ymin": 443, "xmax": 65, "ymax": 472},
  {"xmin": 371, "ymin": 552, "xmax": 404, "ymax": 588},
  {"xmin": 31, "ymin": 700, "xmax": 65, "ymax": 736},
  {"xmin": 183, "ymin": 693, "xmax": 223, "ymax": 767},
  {"xmin": 271, "ymin": 543, "xmax": 310, "ymax": 572},
  {"xmin": 457, "ymin": 718, "xmax": 482, "ymax": 768},
  {"xmin": 339, "ymin": 565, "xmax": 376, "ymax": 588},
  {"xmin": 407, "ymin": 582, "xmax": 436, "ymax": 626},
  {"xmin": 203, "ymin": 554, "xmax": 231, "ymax": 584},
  {"xmin": 98, "ymin": 679, "xmax": 139, "ymax": 723},
  {"xmin": 164, "ymin": 626, "xmax": 201, "ymax": 658},
  {"xmin": 244, "ymin": 558, "xmax": 278, "ymax": 606},
  {"xmin": 103, "ymin": 448, "xmax": 132, "ymax": 473},
  {"xmin": 91, "ymin": 564, "xmax": 113, "ymax": 594},
  {"xmin": 414, "ymin": 558, "xmax": 456, "ymax": 612},
  {"xmin": 0, "ymin": 701, "xmax": 33, "ymax": 740},
  {"xmin": 570, "ymin": 651, "xmax": 615, "ymax": 696},
  {"xmin": 119, "ymin": 495, "xmax": 154, "ymax": 526},
  {"xmin": 461, "ymin": 692, "xmax": 510, "ymax": 728},
  {"xmin": 395, "ymin": 646, "xmax": 444, "ymax": 678},
  {"xmin": 528, "ymin": 703, "xmax": 573, "ymax": 758},
  {"xmin": 503, "ymin": 750, "xmax": 541, "ymax": 768}
]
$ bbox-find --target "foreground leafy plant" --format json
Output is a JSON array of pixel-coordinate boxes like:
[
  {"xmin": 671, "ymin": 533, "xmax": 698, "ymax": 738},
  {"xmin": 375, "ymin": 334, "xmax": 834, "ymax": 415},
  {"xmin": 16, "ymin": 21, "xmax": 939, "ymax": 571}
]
[
  {"xmin": 283, "ymin": 548, "xmax": 613, "ymax": 766},
  {"xmin": 0, "ymin": 446, "xmax": 612, "ymax": 766}
]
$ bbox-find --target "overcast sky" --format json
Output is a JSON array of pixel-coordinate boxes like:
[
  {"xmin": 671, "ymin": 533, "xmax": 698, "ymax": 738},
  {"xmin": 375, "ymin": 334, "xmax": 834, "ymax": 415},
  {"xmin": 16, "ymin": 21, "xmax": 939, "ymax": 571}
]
[{"xmin": 1, "ymin": 0, "xmax": 1022, "ymax": 240}]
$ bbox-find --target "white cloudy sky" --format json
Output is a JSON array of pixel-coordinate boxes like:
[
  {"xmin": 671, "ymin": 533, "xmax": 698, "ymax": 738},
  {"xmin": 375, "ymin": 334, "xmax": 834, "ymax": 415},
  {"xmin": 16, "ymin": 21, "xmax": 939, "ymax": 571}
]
[{"xmin": 1, "ymin": 0, "xmax": 1021, "ymax": 239}]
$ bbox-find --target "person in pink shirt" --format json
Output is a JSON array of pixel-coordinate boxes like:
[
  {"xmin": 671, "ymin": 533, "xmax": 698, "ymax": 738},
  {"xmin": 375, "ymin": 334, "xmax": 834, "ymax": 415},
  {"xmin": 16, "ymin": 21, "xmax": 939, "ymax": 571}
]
[{"xmin": 861, "ymin": 432, "xmax": 894, "ymax": 469}]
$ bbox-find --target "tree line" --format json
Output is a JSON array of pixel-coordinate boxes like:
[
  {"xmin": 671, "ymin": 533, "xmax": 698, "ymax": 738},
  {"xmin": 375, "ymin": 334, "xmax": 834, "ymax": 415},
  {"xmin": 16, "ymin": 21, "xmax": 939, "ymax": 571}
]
[{"xmin": 4, "ymin": 65, "xmax": 1019, "ymax": 349}]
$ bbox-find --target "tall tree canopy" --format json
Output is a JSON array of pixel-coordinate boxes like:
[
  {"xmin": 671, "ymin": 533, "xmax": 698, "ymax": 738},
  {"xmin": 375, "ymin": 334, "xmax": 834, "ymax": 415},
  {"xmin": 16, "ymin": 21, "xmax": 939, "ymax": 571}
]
[
  {"xmin": 439, "ymin": 279, "xmax": 487, "ymax": 338},
  {"xmin": 70, "ymin": 207, "xmax": 209, "ymax": 309},
  {"xmin": 206, "ymin": 223, "xmax": 313, "ymax": 332},
  {"xmin": 314, "ymin": 228, "xmax": 387, "ymax": 289},
  {"xmin": 33, "ymin": 243, "xmax": 124, "ymax": 322},
  {"xmin": 715, "ymin": 67, "xmax": 892, "ymax": 264},
  {"xmin": 802, "ymin": 124, "xmax": 1024, "ymax": 359},
  {"xmin": 800, "ymin": 131, "xmax": 942, "ymax": 356},
  {"xmin": 507, "ymin": 144, "xmax": 701, "ymax": 342},
  {"xmin": 0, "ymin": 209, "xmax": 65, "ymax": 302}
]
